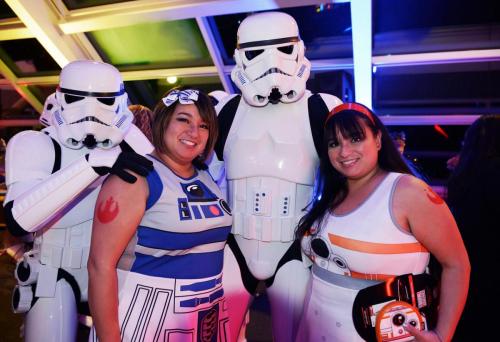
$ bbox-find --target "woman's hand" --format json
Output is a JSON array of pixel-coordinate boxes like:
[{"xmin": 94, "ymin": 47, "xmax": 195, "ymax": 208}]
[{"xmin": 404, "ymin": 324, "xmax": 442, "ymax": 342}]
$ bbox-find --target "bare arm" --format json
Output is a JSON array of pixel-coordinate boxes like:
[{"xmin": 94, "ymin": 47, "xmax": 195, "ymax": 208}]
[
  {"xmin": 394, "ymin": 175, "xmax": 470, "ymax": 342},
  {"xmin": 88, "ymin": 174, "xmax": 148, "ymax": 342}
]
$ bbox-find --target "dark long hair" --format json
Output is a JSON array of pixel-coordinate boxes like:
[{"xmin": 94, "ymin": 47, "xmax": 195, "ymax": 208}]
[
  {"xmin": 295, "ymin": 103, "xmax": 412, "ymax": 239},
  {"xmin": 448, "ymin": 115, "xmax": 500, "ymax": 207}
]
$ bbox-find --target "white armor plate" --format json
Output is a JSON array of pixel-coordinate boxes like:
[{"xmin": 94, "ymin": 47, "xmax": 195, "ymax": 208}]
[{"xmin": 224, "ymin": 91, "xmax": 318, "ymax": 242}]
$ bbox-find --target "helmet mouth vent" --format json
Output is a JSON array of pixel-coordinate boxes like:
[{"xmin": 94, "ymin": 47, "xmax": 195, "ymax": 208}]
[
  {"xmin": 70, "ymin": 116, "xmax": 110, "ymax": 126},
  {"xmin": 268, "ymin": 88, "xmax": 282, "ymax": 104},
  {"xmin": 82, "ymin": 135, "xmax": 97, "ymax": 148}
]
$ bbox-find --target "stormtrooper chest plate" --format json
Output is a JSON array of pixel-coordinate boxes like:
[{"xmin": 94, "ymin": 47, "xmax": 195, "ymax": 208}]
[{"xmin": 223, "ymin": 96, "xmax": 318, "ymax": 185}]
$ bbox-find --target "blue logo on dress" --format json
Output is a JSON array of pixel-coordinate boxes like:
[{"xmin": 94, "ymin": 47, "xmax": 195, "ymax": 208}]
[{"xmin": 178, "ymin": 180, "xmax": 225, "ymax": 221}]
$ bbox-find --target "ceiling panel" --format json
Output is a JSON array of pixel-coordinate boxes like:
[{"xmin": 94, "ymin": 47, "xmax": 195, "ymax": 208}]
[
  {"xmin": 373, "ymin": 61, "xmax": 500, "ymax": 115},
  {"xmin": 375, "ymin": 0, "xmax": 497, "ymax": 33},
  {"xmin": 86, "ymin": 19, "xmax": 212, "ymax": 70},
  {"xmin": 0, "ymin": 2, "xmax": 17, "ymax": 19},
  {"xmin": 374, "ymin": 0, "xmax": 500, "ymax": 55},
  {"xmin": 27, "ymin": 84, "xmax": 57, "ymax": 104},
  {"xmin": 212, "ymin": 3, "xmax": 353, "ymax": 65},
  {"xmin": 62, "ymin": 0, "xmax": 131, "ymax": 10},
  {"xmin": 125, "ymin": 76, "xmax": 223, "ymax": 109},
  {"xmin": 0, "ymin": 0, "xmax": 498, "ymax": 136},
  {"xmin": 0, "ymin": 84, "xmax": 38, "ymax": 120},
  {"xmin": 307, "ymin": 69, "xmax": 354, "ymax": 102},
  {"xmin": 0, "ymin": 38, "xmax": 60, "ymax": 76}
]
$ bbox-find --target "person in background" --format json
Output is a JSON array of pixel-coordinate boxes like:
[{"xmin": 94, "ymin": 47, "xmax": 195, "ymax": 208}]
[
  {"xmin": 88, "ymin": 87, "xmax": 233, "ymax": 342},
  {"xmin": 129, "ymin": 104, "xmax": 154, "ymax": 143},
  {"xmin": 447, "ymin": 115, "xmax": 500, "ymax": 342},
  {"xmin": 445, "ymin": 154, "xmax": 460, "ymax": 171},
  {"xmin": 390, "ymin": 130, "xmax": 429, "ymax": 182},
  {"xmin": 296, "ymin": 103, "xmax": 470, "ymax": 342}
]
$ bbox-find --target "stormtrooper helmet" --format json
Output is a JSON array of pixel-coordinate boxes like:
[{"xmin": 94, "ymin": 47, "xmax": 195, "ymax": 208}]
[
  {"xmin": 39, "ymin": 93, "xmax": 58, "ymax": 127},
  {"xmin": 231, "ymin": 12, "xmax": 311, "ymax": 106},
  {"xmin": 54, "ymin": 60, "xmax": 133, "ymax": 149}
]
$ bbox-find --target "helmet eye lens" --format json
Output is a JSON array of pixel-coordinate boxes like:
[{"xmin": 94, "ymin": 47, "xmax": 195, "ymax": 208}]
[
  {"xmin": 97, "ymin": 97, "xmax": 116, "ymax": 106},
  {"xmin": 245, "ymin": 49, "xmax": 264, "ymax": 61},
  {"xmin": 278, "ymin": 45, "xmax": 294, "ymax": 55},
  {"xmin": 65, "ymin": 94, "xmax": 84, "ymax": 104}
]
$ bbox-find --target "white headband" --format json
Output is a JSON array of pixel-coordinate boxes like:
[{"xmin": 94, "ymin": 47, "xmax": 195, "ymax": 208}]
[{"xmin": 162, "ymin": 89, "xmax": 199, "ymax": 107}]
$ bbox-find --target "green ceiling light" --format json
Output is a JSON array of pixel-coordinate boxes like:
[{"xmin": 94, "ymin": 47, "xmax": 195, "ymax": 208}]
[{"xmin": 87, "ymin": 19, "xmax": 212, "ymax": 70}]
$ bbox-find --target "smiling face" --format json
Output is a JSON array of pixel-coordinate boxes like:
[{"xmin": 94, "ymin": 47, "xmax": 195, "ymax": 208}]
[
  {"xmin": 161, "ymin": 103, "xmax": 209, "ymax": 172},
  {"xmin": 327, "ymin": 118, "xmax": 381, "ymax": 181}
]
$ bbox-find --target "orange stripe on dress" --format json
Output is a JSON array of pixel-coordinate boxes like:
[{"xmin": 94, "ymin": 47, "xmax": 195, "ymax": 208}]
[
  {"xmin": 328, "ymin": 233, "xmax": 428, "ymax": 254},
  {"xmin": 349, "ymin": 270, "xmax": 395, "ymax": 281}
]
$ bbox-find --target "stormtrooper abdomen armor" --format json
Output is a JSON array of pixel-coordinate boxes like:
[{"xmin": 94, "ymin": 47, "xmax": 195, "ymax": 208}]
[{"xmin": 224, "ymin": 91, "xmax": 318, "ymax": 242}]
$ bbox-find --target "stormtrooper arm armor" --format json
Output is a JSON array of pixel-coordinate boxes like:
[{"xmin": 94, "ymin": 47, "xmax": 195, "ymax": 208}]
[
  {"xmin": 4, "ymin": 130, "xmax": 152, "ymax": 236},
  {"xmin": 122, "ymin": 123, "xmax": 154, "ymax": 156},
  {"xmin": 4, "ymin": 131, "xmax": 104, "ymax": 236}
]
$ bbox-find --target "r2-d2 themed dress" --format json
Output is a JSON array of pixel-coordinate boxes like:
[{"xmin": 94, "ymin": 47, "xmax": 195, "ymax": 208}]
[
  {"xmin": 298, "ymin": 173, "xmax": 432, "ymax": 342},
  {"xmin": 90, "ymin": 155, "xmax": 233, "ymax": 342}
]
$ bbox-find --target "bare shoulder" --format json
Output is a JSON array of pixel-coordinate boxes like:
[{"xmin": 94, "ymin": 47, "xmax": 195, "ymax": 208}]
[
  {"xmin": 101, "ymin": 172, "xmax": 149, "ymax": 200},
  {"xmin": 394, "ymin": 174, "xmax": 443, "ymax": 205},
  {"xmin": 393, "ymin": 174, "xmax": 447, "ymax": 224}
]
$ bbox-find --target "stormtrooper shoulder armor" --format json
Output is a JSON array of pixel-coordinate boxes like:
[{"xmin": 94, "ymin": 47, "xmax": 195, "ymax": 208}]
[
  {"xmin": 5, "ymin": 130, "xmax": 56, "ymax": 189},
  {"xmin": 215, "ymin": 94, "xmax": 241, "ymax": 115},
  {"xmin": 317, "ymin": 93, "xmax": 343, "ymax": 111},
  {"xmin": 122, "ymin": 124, "xmax": 154, "ymax": 156}
]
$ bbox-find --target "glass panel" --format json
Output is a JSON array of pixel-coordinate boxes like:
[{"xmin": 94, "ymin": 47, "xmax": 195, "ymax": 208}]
[
  {"xmin": 27, "ymin": 85, "xmax": 58, "ymax": 104},
  {"xmin": 0, "ymin": 39, "xmax": 60, "ymax": 77},
  {"xmin": 306, "ymin": 69, "xmax": 354, "ymax": 102},
  {"xmin": 125, "ymin": 77, "xmax": 223, "ymax": 110},
  {"xmin": 374, "ymin": 0, "xmax": 499, "ymax": 54},
  {"xmin": 0, "ymin": 86, "xmax": 39, "ymax": 120},
  {"xmin": 63, "ymin": 0, "xmax": 130, "ymax": 10},
  {"xmin": 86, "ymin": 20, "xmax": 212, "ymax": 70},
  {"xmin": 387, "ymin": 125, "xmax": 469, "ymax": 184},
  {"xmin": 373, "ymin": 62, "xmax": 500, "ymax": 115},
  {"xmin": 212, "ymin": 2, "xmax": 353, "ymax": 65},
  {"xmin": 0, "ymin": 2, "xmax": 17, "ymax": 19}
]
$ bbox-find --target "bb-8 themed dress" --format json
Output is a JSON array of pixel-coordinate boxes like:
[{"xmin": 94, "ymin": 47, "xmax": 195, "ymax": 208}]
[
  {"xmin": 298, "ymin": 172, "xmax": 434, "ymax": 342},
  {"xmin": 89, "ymin": 155, "xmax": 232, "ymax": 342}
]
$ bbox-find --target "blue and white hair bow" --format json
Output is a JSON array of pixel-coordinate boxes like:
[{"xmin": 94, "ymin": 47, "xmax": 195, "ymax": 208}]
[{"xmin": 162, "ymin": 89, "xmax": 199, "ymax": 107}]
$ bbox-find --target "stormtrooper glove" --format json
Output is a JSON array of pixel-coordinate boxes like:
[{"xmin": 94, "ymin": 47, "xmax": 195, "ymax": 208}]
[{"xmin": 86, "ymin": 148, "xmax": 153, "ymax": 184}]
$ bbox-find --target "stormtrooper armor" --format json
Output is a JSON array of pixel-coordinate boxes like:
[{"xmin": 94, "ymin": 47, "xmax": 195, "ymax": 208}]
[
  {"xmin": 39, "ymin": 93, "xmax": 58, "ymax": 127},
  {"xmin": 214, "ymin": 12, "xmax": 342, "ymax": 341},
  {"xmin": 3, "ymin": 60, "xmax": 153, "ymax": 342}
]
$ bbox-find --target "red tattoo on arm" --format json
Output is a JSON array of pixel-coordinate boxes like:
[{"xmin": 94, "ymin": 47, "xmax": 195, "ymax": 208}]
[
  {"xmin": 425, "ymin": 186, "xmax": 444, "ymax": 205},
  {"xmin": 97, "ymin": 196, "xmax": 119, "ymax": 223}
]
